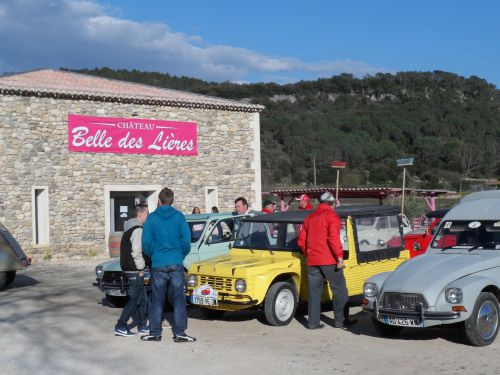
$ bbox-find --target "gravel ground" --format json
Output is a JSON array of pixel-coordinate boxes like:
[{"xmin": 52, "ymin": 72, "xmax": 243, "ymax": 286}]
[{"xmin": 1, "ymin": 260, "xmax": 499, "ymax": 375}]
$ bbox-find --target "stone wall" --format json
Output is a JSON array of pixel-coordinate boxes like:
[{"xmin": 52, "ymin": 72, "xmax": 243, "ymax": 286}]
[{"xmin": 0, "ymin": 94, "xmax": 260, "ymax": 260}]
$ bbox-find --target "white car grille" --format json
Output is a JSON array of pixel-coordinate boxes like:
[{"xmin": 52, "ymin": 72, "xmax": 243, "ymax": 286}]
[{"xmin": 382, "ymin": 292, "xmax": 428, "ymax": 311}]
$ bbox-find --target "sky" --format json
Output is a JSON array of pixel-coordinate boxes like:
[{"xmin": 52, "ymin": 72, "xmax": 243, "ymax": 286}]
[{"xmin": 0, "ymin": 0, "xmax": 499, "ymax": 86}]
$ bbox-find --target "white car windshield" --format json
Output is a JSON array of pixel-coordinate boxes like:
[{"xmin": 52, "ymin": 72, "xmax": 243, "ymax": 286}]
[{"xmin": 432, "ymin": 220, "xmax": 500, "ymax": 250}]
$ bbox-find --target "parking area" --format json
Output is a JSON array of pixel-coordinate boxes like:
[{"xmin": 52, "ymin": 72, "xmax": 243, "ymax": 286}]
[{"xmin": 1, "ymin": 260, "xmax": 499, "ymax": 375}]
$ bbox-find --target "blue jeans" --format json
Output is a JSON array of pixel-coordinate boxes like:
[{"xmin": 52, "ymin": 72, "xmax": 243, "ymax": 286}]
[
  {"xmin": 116, "ymin": 272, "xmax": 147, "ymax": 329},
  {"xmin": 149, "ymin": 265, "xmax": 187, "ymax": 337}
]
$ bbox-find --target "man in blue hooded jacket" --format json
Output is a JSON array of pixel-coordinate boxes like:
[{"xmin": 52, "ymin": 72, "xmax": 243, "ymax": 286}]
[{"xmin": 141, "ymin": 187, "xmax": 196, "ymax": 343}]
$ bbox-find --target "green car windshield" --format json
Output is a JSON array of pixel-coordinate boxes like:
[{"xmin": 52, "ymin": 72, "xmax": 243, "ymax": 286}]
[{"xmin": 432, "ymin": 220, "xmax": 500, "ymax": 250}]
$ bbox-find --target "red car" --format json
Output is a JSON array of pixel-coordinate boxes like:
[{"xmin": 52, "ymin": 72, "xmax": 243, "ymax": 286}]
[{"xmin": 404, "ymin": 208, "xmax": 449, "ymax": 257}]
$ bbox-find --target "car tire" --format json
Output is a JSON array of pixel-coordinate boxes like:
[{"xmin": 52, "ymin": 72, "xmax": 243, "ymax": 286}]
[
  {"xmin": 0, "ymin": 271, "xmax": 8, "ymax": 290},
  {"xmin": 465, "ymin": 292, "xmax": 500, "ymax": 347},
  {"xmin": 371, "ymin": 318, "xmax": 403, "ymax": 336},
  {"xmin": 199, "ymin": 308, "xmax": 226, "ymax": 320},
  {"xmin": 5, "ymin": 271, "xmax": 16, "ymax": 288},
  {"xmin": 264, "ymin": 281, "xmax": 298, "ymax": 326},
  {"xmin": 105, "ymin": 294, "xmax": 128, "ymax": 308}
]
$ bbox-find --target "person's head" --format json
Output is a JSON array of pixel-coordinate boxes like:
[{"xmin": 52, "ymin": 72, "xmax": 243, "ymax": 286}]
[
  {"xmin": 158, "ymin": 187, "xmax": 174, "ymax": 206},
  {"xmin": 234, "ymin": 197, "xmax": 248, "ymax": 214},
  {"xmin": 192, "ymin": 206, "xmax": 201, "ymax": 214},
  {"xmin": 319, "ymin": 192, "xmax": 336, "ymax": 208},
  {"xmin": 262, "ymin": 199, "xmax": 275, "ymax": 211},
  {"xmin": 296, "ymin": 194, "xmax": 310, "ymax": 209},
  {"xmin": 211, "ymin": 206, "xmax": 219, "ymax": 213},
  {"xmin": 134, "ymin": 203, "xmax": 149, "ymax": 224}
]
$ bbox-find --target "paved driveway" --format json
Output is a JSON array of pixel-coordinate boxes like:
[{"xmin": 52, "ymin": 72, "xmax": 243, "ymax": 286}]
[{"xmin": 1, "ymin": 260, "xmax": 499, "ymax": 375}]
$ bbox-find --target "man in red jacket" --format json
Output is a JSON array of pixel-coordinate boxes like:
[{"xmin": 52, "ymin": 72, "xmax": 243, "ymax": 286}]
[
  {"xmin": 296, "ymin": 194, "xmax": 314, "ymax": 210},
  {"xmin": 298, "ymin": 192, "xmax": 355, "ymax": 330}
]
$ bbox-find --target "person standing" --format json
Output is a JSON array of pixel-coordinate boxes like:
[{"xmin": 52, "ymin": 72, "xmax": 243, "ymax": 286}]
[
  {"xmin": 261, "ymin": 199, "xmax": 275, "ymax": 214},
  {"xmin": 296, "ymin": 194, "xmax": 314, "ymax": 210},
  {"xmin": 141, "ymin": 188, "xmax": 196, "ymax": 343},
  {"xmin": 234, "ymin": 197, "xmax": 250, "ymax": 215},
  {"xmin": 297, "ymin": 192, "xmax": 355, "ymax": 330},
  {"xmin": 114, "ymin": 204, "xmax": 149, "ymax": 337}
]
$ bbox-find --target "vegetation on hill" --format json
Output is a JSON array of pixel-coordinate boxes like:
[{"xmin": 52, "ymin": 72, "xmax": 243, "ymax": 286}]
[{"xmin": 72, "ymin": 68, "xmax": 500, "ymax": 190}]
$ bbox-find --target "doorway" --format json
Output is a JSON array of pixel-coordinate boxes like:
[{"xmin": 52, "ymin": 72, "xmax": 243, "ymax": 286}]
[
  {"xmin": 110, "ymin": 191, "xmax": 150, "ymax": 232},
  {"xmin": 104, "ymin": 185, "xmax": 161, "ymax": 243}
]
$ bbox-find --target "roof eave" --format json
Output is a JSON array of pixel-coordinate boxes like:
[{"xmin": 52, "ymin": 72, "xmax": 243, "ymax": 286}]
[{"xmin": 0, "ymin": 85, "xmax": 265, "ymax": 113}]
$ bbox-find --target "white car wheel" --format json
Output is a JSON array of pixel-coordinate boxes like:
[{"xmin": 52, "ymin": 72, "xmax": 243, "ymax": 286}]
[
  {"xmin": 264, "ymin": 281, "xmax": 298, "ymax": 326},
  {"xmin": 465, "ymin": 292, "xmax": 500, "ymax": 346}
]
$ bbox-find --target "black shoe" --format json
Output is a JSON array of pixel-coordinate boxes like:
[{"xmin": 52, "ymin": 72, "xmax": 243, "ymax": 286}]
[
  {"xmin": 334, "ymin": 319, "xmax": 358, "ymax": 329},
  {"xmin": 307, "ymin": 323, "xmax": 325, "ymax": 330},
  {"xmin": 141, "ymin": 335, "xmax": 162, "ymax": 341},
  {"xmin": 173, "ymin": 334, "xmax": 197, "ymax": 342}
]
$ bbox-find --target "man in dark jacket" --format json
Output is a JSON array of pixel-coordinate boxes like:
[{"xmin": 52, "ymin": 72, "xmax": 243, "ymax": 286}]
[
  {"xmin": 141, "ymin": 188, "xmax": 196, "ymax": 343},
  {"xmin": 298, "ymin": 192, "xmax": 355, "ymax": 330},
  {"xmin": 114, "ymin": 203, "xmax": 149, "ymax": 337}
]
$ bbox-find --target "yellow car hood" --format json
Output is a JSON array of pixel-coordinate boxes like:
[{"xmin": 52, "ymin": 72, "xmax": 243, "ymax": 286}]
[{"xmin": 189, "ymin": 248, "xmax": 303, "ymax": 277}]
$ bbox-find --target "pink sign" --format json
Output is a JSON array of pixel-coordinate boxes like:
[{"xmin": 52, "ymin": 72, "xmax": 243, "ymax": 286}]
[{"xmin": 68, "ymin": 114, "xmax": 197, "ymax": 156}]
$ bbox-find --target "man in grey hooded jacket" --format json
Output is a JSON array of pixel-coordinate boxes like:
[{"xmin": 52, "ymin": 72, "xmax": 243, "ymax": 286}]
[{"xmin": 114, "ymin": 203, "xmax": 149, "ymax": 337}]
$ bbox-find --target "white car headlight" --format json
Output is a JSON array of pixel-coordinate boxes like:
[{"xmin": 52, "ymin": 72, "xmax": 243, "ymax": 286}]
[
  {"xmin": 187, "ymin": 275, "xmax": 198, "ymax": 287},
  {"xmin": 235, "ymin": 279, "xmax": 247, "ymax": 292},
  {"xmin": 445, "ymin": 288, "xmax": 463, "ymax": 304},
  {"xmin": 95, "ymin": 266, "xmax": 103, "ymax": 278},
  {"xmin": 363, "ymin": 282, "xmax": 378, "ymax": 298}
]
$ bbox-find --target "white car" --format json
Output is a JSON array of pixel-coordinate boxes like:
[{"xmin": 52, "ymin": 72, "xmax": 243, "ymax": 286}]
[
  {"xmin": 364, "ymin": 191, "xmax": 500, "ymax": 346},
  {"xmin": 341, "ymin": 213, "xmax": 411, "ymax": 251}
]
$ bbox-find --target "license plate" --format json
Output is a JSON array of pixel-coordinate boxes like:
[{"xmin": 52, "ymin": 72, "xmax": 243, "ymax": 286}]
[
  {"xmin": 191, "ymin": 284, "xmax": 218, "ymax": 306},
  {"xmin": 383, "ymin": 316, "xmax": 422, "ymax": 327},
  {"xmin": 105, "ymin": 289, "xmax": 127, "ymax": 297},
  {"xmin": 191, "ymin": 296, "xmax": 218, "ymax": 306}
]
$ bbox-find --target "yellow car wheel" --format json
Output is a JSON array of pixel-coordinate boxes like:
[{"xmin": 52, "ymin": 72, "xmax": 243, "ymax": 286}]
[{"xmin": 264, "ymin": 281, "xmax": 298, "ymax": 326}]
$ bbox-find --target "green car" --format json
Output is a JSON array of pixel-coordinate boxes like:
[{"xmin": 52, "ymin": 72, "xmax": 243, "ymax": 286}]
[{"xmin": 95, "ymin": 212, "xmax": 244, "ymax": 307}]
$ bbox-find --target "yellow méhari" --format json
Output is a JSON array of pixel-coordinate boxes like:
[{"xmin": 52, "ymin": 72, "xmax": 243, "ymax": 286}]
[{"xmin": 186, "ymin": 205, "xmax": 410, "ymax": 326}]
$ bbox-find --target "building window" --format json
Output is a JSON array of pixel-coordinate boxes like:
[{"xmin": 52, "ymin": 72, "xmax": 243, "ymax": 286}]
[
  {"xmin": 205, "ymin": 187, "xmax": 218, "ymax": 213},
  {"xmin": 32, "ymin": 187, "xmax": 49, "ymax": 245}
]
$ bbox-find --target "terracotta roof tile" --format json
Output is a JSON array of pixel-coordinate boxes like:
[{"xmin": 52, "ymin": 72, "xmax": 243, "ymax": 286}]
[{"xmin": 0, "ymin": 69, "xmax": 263, "ymax": 112}]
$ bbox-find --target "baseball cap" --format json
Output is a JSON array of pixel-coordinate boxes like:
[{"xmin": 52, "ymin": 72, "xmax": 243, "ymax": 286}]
[
  {"xmin": 263, "ymin": 199, "xmax": 275, "ymax": 207},
  {"xmin": 295, "ymin": 194, "xmax": 310, "ymax": 201},
  {"xmin": 320, "ymin": 192, "xmax": 336, "ymax": 203}
]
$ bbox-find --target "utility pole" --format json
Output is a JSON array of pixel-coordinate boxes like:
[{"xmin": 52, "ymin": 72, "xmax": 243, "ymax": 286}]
[
  {"xmin": 396, "ymin": 157, "xmax": 414, "ymax": 215},
  {"xmin": 313, "ymin": 156, "xmax": 317, "ymax": 187},
  {"xmin": 331, "ymin": 161, "xmax": 347, "ymax": 200}
]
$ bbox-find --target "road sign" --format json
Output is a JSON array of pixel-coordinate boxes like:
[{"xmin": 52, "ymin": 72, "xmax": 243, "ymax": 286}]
[
  {"xmin": 396, "ymin": 158, "xmax": 414, "ymax": 167},
  {"xmin": 332, "ymin": 161, "xmax": 347, "ymax": 169}
]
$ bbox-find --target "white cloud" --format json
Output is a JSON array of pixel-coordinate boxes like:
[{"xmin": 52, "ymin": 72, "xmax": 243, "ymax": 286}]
[{"xmin": 0, "ymin": 0, "xmax": 388, "ymax": 82}]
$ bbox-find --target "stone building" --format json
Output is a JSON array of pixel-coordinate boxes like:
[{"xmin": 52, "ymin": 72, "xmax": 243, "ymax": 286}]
[{"xmin": 0, "ymin": 69, "xmax": 263, "ymax": 260}]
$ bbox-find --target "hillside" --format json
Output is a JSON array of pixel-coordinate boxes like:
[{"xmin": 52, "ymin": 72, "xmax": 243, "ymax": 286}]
[{"xmin": 71, "ymin": 68, "xmax": 500, "ymax": 190}]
